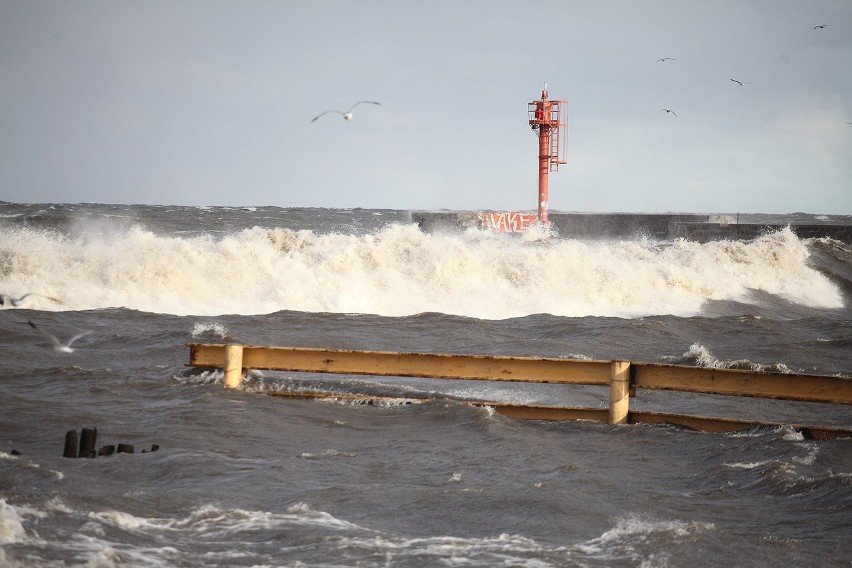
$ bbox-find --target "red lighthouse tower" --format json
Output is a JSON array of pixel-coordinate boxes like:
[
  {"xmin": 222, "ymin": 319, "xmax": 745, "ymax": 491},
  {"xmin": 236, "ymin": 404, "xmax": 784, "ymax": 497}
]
[
  {"xmin": 477, "ymin": 83, "xmax": 567, "ymax": 232},
  {"xmin": 528, "ymin": 82, "xmax": 567, "ymax": 225}
]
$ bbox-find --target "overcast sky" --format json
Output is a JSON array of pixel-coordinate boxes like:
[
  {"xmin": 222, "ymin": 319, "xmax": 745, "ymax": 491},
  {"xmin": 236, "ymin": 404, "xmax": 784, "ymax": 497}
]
[{"xmin": 1, "ymin": 0, "xmax": 850, "ymax": 213}]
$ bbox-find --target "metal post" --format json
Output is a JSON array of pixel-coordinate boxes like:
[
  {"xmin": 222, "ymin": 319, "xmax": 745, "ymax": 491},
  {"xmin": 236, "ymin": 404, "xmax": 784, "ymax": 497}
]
[
  {"xmin": 609, "ymin": 361, "xmax": 631, "ymax": 424},
  {"xmin": 224, "ymin": 344, "xmax": 244, "ymax": 389}
]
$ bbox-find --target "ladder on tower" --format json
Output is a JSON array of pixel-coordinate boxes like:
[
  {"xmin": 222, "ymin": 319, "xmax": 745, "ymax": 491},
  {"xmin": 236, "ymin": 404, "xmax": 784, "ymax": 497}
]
[
  {"xmin": 549, "ymin": 126, "xmax": 560, "ymax": 172},
  {"xmin": 549, "ymin": 100, "xmax": 568, "ymax": 172}
]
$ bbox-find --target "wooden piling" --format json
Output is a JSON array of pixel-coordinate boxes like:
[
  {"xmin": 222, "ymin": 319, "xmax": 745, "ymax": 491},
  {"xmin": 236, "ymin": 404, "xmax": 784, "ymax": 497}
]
[
  {"xmin": 63, "ymin": 430, "xmax": 78, "ymax": 458},
  {"xmin": 78, "ymin": 427, "xmax": 97, "ymax": 458}
]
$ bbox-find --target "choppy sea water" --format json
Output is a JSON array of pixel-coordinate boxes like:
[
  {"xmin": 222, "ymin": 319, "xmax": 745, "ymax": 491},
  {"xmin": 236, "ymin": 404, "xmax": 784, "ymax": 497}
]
[{"xmin": 1, "ymin": 203, "xmax": 850, "ymax": 567}]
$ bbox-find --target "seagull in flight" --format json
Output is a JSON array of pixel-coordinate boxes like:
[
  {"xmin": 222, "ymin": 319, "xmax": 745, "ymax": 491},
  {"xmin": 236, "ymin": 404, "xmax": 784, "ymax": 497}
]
[
  {"xmin": 660, "ymin": 108, "xmax": 677, "ymax": 117},
  {"xmin": 311, "ymin": 101, "xmax": 381, "ymax": 123},
  {"xmin": 813, "ymin": 24, "xmax": 827, "ymax": 29},
  {"xmin": 28, "ymin": 320, "xmax": 91, "ymax": 353},
  {"xmin": 655, "ymin": 57, "xmax": 675, "ymax": 64},
  {"xmin": 1, "ymin": 293, "xmax": 61, "ymax": 307},
  {"xmin": 730, "ymin": 78, "xmax": 750, "ymax": 86}
]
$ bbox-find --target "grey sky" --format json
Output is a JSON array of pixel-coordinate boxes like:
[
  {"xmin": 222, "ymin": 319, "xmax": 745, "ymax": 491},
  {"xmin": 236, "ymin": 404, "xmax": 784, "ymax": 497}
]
[{"xmin": 1, "ymin": 0, "xmax": 850, "ymax": 213}]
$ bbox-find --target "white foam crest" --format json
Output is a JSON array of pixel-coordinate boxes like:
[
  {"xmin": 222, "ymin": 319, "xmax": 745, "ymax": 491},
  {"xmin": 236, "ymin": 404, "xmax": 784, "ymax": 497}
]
[
  {"xmin": 0, "ymin": 500, "xmax": 29, "ymax": 545},
  {"xmin": 46, "ymin": 497, "xmax": 73, "ymax": 513},
  {"xmin": 335, "ymin": 532, "xmax": 554, "ymax": 563},
  {"xmin": 190, "ymin": 321, "xmax": 231, "ymax": 340},
  {"xmin": 0, "ymin": 452, "xmax": 65, "ymax": 481},
  {"xmin": 317, "ymin": 396, "xmax": 424, "ymax": 408},
  {"xmin": 679, "ymin": 343, "xmax": 793, "ymax": 373},
  {"xmin": 89, "ymin": 509, "xmax": 161, "ymax": 532},
  {"xmin": 781, "ymin": 427, "xmax": 806, "ymax": 442},
  {"xmin": 0, "ymin": 224, "xmax": 841, "ymax": 317},
  {"xmin": 80, "ymin": 502, "xmax": 369, "ymax": 549},
  {"xmin": 0, "ymin": 550, "xmax": 18, "ymax": 568},
  {"xmin": 700, "ymin": 227, "xmax": 842, "ymax": 308},
  {"xmin": 521, "ymin": 221, "xmax": 558, "ymax": 243},
  {"xmin": 724, "ymin": 461, "xmax": 771, "ymax": 469},
  {"xmin": 792, "ymin": 443, "xmax": 818, "ymax": 466},
  {"xmin": 167, "ymin": 502, "xmax": 366, "ymax": 535},
  {"xmin": 283, "ymin": 502, "xmax": 366, "ymax": 530},
  {"xmin": 599, "ymin": 515, "xmax": 709, "ymax": 540},
  {"xmin": 173, "ymin": 369, "xmax": 224, "ymax": 386},
  {"xmin": 573, "ymin": 514, "xmax": 715, "ymax": 558},
  {"xmin": 298, "ymin": 448, "xmax": 358, "ymax": 459}
]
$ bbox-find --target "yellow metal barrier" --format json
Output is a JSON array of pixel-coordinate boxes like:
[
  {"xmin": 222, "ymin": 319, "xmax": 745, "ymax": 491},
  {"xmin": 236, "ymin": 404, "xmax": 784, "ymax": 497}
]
[{"xmin": 187, "ymin": 343, "xmax": 852, "ymax": 439}]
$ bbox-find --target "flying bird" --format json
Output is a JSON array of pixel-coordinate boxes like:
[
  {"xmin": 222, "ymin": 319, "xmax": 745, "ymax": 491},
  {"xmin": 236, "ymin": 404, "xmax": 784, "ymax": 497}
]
[
  {"xmin": 311, "ymin": 101, "xmax": 381, "ymax": 123},
  {"xmin": 660, "ymin": 108, "xmax": 677, "ymax": 117},
  {"xmin": 730, "ymin": 78, "xmax": 750, "ymax": 86},
  {"xmin": 655, "ymin": 57, "xmax": 675, "ymax": 64},
  {"xmin": 813, "ymin": 24, "xmax": 827, "ymax": 29},
  {"xmin": 1, "ymin": 293, "xmax": 61, "ymax": 307},
  {"xmin": 28, "ymin": 320, "xmax": 91, "ymax": 353}
]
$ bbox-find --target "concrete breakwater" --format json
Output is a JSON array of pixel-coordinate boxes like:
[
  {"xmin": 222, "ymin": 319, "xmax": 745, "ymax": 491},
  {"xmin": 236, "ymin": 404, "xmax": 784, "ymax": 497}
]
[
  {"xmin": 668, "ymin": 222, "xmax": 852, "ymax": 244},
  {"xmin": 411, "ymin": 212, "xmax": 852, "ymax": 244}
]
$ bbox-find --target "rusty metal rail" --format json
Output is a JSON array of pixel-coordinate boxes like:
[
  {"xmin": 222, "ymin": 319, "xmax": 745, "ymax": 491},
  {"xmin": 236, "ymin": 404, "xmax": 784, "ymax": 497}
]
[{"xmin": 187, "ymin": 343, "xmax": 852, "ymax": 439}]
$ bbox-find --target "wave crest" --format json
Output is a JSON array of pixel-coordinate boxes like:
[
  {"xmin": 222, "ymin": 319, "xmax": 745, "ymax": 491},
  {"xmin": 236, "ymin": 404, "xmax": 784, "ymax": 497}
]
[{"xmin": 0, "ymin": 224, "xmax": 842, "ymax": 317}]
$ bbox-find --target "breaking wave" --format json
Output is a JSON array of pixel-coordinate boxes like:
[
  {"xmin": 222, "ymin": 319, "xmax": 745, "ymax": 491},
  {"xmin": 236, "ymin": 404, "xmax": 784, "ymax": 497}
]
[{"xmin": 0, "ymin": 223, "xmax": 843, "ymax": 318}]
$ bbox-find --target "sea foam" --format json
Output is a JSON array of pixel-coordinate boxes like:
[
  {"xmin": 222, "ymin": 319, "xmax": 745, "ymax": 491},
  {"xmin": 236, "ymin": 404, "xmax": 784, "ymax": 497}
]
[
  {"xmin": 0, "ymin": 223, "xmax": 842, "ymax": 318},
  {"xmin": 0, "ymin": 500, "xmax": 27, "ymax": 545}
]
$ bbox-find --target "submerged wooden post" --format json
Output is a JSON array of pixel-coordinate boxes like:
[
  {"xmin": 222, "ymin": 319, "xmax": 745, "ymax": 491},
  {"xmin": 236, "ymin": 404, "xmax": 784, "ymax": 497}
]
[
  {"xmin": 78, "ymin": 427, "xmax": 97, "ymax": 458},
  {"xmin": 609, "ymin": 361, "xmax": 631, "ymax": 425},
  {"xmin": 224, "ymin": 344, "xmax": 244, "ymax": 389},
  {"xmin": 63, "ymin": 430, "xmax": 78, "ymax": 458}
]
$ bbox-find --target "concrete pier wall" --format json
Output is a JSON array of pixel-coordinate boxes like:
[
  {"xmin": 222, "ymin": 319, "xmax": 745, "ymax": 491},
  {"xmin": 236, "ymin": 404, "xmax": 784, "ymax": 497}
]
[
  {"xmin": 547, "ymin": 213, "xmax": 713, "ymax": 240},
  {"xmin": 669, "ymin": 222, "xmax": 852, "ymax": 244},
  {"xmin": 411, "ymin": 212, "xmax": 852, "ymax": 244}
]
